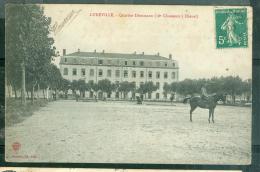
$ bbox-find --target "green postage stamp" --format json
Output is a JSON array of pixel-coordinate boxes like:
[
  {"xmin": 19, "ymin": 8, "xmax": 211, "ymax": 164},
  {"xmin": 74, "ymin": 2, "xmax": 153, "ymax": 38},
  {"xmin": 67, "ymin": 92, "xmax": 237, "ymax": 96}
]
[{"xmin": 215, "ymin": 8, "xmax": 248, "ymax": 48}]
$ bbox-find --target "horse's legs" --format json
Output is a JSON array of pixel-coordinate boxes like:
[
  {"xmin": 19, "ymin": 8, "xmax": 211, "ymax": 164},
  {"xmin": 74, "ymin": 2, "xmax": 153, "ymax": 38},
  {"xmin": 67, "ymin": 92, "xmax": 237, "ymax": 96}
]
[
  {"xmin": 208, "ymin": 109, "xmax": 212, "ymax": 123},
  {"xmin": 212, "ymin": 108, "xmax": 215, "ymax": 123},
  {"xmin": 190, "ymin": 105, "xmax": 197, "ymax": 122}
]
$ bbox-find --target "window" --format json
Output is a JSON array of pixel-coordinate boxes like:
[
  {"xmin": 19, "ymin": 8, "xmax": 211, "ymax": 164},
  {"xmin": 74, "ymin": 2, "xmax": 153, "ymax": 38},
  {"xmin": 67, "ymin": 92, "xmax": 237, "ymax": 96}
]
[
  {"xmin": 156, "ymin": 93, "xmax": 160, "ymax": 99},
  {"xmin": 156, "ymin": 61, "xmax": 160, "ymax": 67},
  {"xmin": 64, "ymin": 58, "xmax": 67, "ymax": 62},
  {"xmin": 107, "ymin": 70, "xmax": 112, "ymax": 77},
  {"xmin": 140, "ymin": 82, "xmax": 144, "ymax": 86},
  {"xmin": 140, "ymin": 71, "xmax": 144, "ymax": 78},
  {"xmin": 98, "ymin": 69, "xmax": 103, "ymax": 77},
  {"xmin": 98, "ymin": 59, "xmax": 103, "ymax": 65},
  {"xmin": 164, "ymin": 72, "xmax": 168, "ymax": 79},
  {"xmin": 133, "ymin": 61, "xmax": 136, "ymax": 66},
  {"xmin": 156, "ymin": 71, "xmax": 160, "ymax": 79},
  {"xmin": 63, "ymin": 68, "xmax": 68, "ymax": 75},
  {"xmin": 124, "ymin": 70, "xmax": 128, "ymax": 78},
  {"xmin": 90, "ymin": 69, "xmax": 94, "ymax": 76},
  {"xmin": 172, "ymin": 63, "xmax": 175, "ymax": 67},
  {"xmin": 140, "ymin": 61, "xmax": 144, "ymax": 66},
  {"xmin": 165, "ymin": 62, "xmax": 168, "ymax": 67},
  {"xmin": 125, "ymin": 61, "xmax": 128, "ymax": 65},
  {"xmin": 72, "ymin": 68, "xmax": 77, "ymax": 76},
  {"xmin": 132, "ymin": 71, "xmax": 136, "ymax": 78},
  {"xmin": 108, "ymin": 60, "xmax": 112, "ymax": 65},
  {"xmin": 148, "ymin": 71, "xmax": 152, "ymax": 78},
  {"xmin": 81, "ymin": 69, "xmax": 86, "ymax": 76},
  {"xmin": 115, "ymin": 70, "xmax": 120, "ymax": 77},
  {"xmin": 132, "ymin": 82, "xmax": 136, "ymax": 87},
  {"xmin": 172, "ymin": 72, "xmax": 176, "ymax": 79},
  {"xmin": 156, "ymin": 82, "xmax": 160, "ymax": 88}
]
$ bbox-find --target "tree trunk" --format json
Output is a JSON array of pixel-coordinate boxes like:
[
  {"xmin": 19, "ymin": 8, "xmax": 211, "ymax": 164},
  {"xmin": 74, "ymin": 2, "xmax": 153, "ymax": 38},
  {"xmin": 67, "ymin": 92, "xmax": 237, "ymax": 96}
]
[
  {"xmin": 46, "ymin": 86, "xmax": 49, "ymax": 100},
  {"xmin": 31, "ymin": 91, "xmax": 33, "ymax": 103},
  {"xmin": 232, "ymin": 94, "xmax": 236, "ymax": 104},
  {"xmin": 21, "ymin": 62, "xmax": 26, "ymax": 104},
  {"xmin": 37, "ymin": 84, "xmax": 40, "ymax": 99},
  {"xmin": 26, "ymin": 91, "xmax": 29, "ymax": 99},
  {"xmin": 42, "ymin": 89, "xmax": 45, "ymax": 99},
  {"xmin": 13, "ymin": 85, "xmax": 17, "ymax": 99},
  {"xmin": 7, "ymin": 85, "xmax": 11, "ymax": 98},
  {"xmin": 31, "ymin": 84, "xmax": 36, "ymax": 104}
]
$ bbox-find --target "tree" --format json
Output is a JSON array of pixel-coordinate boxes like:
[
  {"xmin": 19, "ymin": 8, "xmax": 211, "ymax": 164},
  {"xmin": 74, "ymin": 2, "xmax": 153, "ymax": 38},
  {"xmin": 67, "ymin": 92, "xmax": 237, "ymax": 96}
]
[
  {"xmin": 98, "ymin": 79, "xmax": 114, "ymax": 98},
  {"xmin": 77, "ymin": 79, "xmax": 88, "ymax": 97},
  {"xmin": 177, "ymin": 79, "xmax": 198, "ymax": 96},
  {"xmin": 222, "ymin": 76, "xmax": 243, "ymax": 103},
  {"xmin": 118, "ymin": 81, "xmax": 135, "ymax": 99},
  {"xmin": 6, "ymin": 4, "xmax": 55, "ymax": 104},
  {"xmin": 88, "ymin": 80, "xmax": 99, "ymax": 97},
  {"xmin": 138, "ymin": 82, "xmax": 158, "ymax": 98},
  {"xmin": 71, "ymin": 80, "xmax": 78, "ymax": 95},
  {"xmin": 241, "ymin": 79, "xmax": 252, "ymax": 102},
  {"xmin": 59, "ymin": 79, "xmax": 71, "ymax": 99}
]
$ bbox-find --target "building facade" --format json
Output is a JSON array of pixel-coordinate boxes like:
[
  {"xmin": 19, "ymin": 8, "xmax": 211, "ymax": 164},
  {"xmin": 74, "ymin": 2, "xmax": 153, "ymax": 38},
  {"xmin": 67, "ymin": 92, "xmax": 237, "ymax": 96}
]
[{"xmin": 59, "ymin": 50, "xmax": 179, "ymax": 100}]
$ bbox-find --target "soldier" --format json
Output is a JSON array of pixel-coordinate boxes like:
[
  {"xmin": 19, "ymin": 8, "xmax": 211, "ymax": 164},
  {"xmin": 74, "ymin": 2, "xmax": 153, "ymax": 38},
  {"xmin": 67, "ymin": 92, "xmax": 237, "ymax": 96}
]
[{"xmin": 201, "ymin": 83, "xmax": 209, "ymax": 101}]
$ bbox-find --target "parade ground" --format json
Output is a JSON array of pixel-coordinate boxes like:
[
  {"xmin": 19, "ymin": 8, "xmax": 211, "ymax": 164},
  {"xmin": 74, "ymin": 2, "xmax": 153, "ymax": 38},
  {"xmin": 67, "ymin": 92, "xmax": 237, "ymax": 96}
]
[{"xmin": 5, "ymin": 100, "xmax": 251, "ymax": 164}]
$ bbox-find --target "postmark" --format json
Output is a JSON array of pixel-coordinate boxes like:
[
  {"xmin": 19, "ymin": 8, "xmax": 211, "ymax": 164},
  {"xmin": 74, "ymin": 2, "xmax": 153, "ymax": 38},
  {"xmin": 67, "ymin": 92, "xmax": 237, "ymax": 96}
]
[{"xmin": 215, "ymin": 8, "xmax": 248, "ymax": 48}]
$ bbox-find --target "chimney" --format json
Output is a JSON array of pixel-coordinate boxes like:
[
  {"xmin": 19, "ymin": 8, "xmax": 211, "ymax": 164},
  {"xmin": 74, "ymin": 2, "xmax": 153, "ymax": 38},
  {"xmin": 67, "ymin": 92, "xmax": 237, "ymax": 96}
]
[
  {"xmin": 78, "ymin": 48, "xmax": 80, "ymax": 53},
  {"xmin": 63, "ymin": 49, "xmax": 66, "ymax": 56},
  {"xmin": 142, "ymin": 52, "xmax": 144, "ymax": 55},
  {"xmin": 157, "ymin": 52, "xmax": 160, "ymax": 56},
  {"xmin": 94, "ymin": 49, "xmax": 96, "ymax": 53},
  {"xmin": 169, "ymin": 54, "xmax": 172, "ymax": 60},
  {"xmin": 134, "ymin": 51, "xmax": 136, "ymax": 55},
  {"xmin": 102, "ymin": 49, "xmax": 105, "ymax": 53}
]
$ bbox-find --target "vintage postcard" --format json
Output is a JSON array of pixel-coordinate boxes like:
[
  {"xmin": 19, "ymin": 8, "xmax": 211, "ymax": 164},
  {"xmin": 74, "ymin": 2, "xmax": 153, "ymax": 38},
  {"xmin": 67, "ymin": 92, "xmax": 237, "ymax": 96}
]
[
  {"xmin": 0, "ymin": 168, "xmax": 243, "ymax": 172},
  {"xmin": 5, "ymin": 4, "xmax": 252, "ymax": 164}
]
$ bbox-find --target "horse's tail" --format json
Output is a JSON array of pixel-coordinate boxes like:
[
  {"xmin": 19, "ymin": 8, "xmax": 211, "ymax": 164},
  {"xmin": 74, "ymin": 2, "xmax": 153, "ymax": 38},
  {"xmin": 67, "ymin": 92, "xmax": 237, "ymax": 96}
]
[{"xmin": 183, "ymin": 97, "xmax": 191, "ymax": 104}]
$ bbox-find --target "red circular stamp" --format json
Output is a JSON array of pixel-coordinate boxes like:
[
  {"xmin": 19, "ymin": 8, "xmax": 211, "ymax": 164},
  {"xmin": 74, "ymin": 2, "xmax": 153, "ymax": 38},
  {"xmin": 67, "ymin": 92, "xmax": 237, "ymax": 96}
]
[{"xmin": 12, "ymin": 142, "xmax": 21, "ymax": 153}]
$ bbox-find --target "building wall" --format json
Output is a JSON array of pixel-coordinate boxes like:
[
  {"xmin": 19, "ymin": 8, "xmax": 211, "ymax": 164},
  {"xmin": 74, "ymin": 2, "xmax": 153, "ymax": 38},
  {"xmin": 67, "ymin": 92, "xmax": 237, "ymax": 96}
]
[{"xmin": 60, "ymin": 57, "xmax": 179, "ymax": 100}]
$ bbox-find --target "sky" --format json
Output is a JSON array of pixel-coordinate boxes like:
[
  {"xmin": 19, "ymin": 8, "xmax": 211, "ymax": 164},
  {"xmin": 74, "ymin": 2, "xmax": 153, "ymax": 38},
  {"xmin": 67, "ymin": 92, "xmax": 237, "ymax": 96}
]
[{"xmin": 42, "ymin": 4, "xmax": 252, "ymax": 81}]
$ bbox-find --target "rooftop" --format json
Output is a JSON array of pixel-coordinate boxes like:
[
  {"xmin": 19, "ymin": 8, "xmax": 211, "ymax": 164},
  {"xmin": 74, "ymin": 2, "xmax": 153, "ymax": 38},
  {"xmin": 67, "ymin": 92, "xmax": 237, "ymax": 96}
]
[{"xmin": 64, "ymin": 51, "xmax": 172, "ymax": 61}]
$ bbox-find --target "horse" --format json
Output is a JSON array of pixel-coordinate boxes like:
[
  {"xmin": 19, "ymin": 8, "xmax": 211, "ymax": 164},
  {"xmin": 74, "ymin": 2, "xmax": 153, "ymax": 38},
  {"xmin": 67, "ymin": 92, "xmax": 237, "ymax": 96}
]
[{"xmin": 183, "ymin": 93, "xmax": 226, "ymax": 123}]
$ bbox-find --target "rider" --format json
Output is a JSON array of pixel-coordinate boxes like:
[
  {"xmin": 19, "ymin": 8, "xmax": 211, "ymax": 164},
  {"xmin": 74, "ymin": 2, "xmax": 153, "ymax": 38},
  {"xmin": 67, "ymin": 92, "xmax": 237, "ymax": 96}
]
[{"xmin": 201, "ymin": 83, "xmax": 209, "ymax": 101}]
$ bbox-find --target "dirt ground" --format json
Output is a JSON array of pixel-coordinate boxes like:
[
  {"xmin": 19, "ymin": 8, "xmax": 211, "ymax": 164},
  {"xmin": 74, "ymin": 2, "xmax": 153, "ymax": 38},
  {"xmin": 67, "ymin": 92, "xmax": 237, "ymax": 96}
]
[{"xmin": 5, "ymin": 100, "xmax": 251, "ymax": 164}]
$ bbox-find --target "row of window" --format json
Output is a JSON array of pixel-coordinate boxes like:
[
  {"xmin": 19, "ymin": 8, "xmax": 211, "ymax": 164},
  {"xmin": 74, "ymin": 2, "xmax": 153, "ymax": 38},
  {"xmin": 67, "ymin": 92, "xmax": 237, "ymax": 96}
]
[
  {"xmin": 85, "ymin": 80, "xmax": 167, "ymax": 89},
  {"xmin": 64, "ymin": 58, "xmax": 176, "ymax": 67},
  {"xmin": 63, "ymin": 68, "xmax": 176, "ymax": 79}
]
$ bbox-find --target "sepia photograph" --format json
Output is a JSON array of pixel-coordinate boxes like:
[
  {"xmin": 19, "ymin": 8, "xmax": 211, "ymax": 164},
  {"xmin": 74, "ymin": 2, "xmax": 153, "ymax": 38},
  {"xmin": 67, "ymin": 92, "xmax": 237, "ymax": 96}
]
[{"xmin": 5, "ymin": 4, "xmax": 252, "ymax": 164}]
